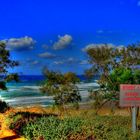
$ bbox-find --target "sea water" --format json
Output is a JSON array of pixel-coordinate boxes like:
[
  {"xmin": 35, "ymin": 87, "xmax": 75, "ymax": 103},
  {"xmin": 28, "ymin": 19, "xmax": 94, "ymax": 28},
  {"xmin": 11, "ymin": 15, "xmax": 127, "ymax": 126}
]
[{"xmin": 0, "ymin": 75, "xmax": 99, "ymax": 107}]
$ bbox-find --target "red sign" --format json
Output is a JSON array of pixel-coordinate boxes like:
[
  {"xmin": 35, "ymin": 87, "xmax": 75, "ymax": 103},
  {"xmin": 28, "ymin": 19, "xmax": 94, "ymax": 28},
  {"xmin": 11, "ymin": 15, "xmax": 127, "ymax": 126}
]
[{"xmin": 120, "ymin": 84, "xmax": 140, "ymax": 107}]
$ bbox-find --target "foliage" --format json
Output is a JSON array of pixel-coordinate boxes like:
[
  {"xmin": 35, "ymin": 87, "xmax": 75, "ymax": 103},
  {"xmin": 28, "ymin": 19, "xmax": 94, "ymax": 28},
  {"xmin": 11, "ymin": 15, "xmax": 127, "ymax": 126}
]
[
  {"xmin": 0, "ymin": 42, "xmax": 19, "ymax": 112},
  {"xmin": 86, "ymin": 44, "xmax": 140, "ymax": 110},
  {"xmin": 63, "ymin": 72, "xmax": 80, "ymax": 84},
  {"xmin": 8, "ymin": 111, "xmax": 57, "ymax": 135},
  {"xmin": 21, "ymin": 116, "xmax": 92, "ymax": 140},
  {"xmin": 40, "ymin": 68, "xmax": 81, "ymax": 107},
  {"xmin": 133, "ymin": 69, "xmax": 140, "ymax": 84},
  {"xmin": 9, "ymin": 111, "xmax": 140, "ymax": 140},
  {"xmin": 90, "ymin": 90, "xmax": 105, "ymax": 109},
  {"xmin": 107, "ymin": 67, "xmax": 140, "ymax": 92},
  {"xmin": 0, "ymin": 100, "xmax": 10, "ymax": 113},
  {"xmin": 0, "ymin": 42, "xmax": 19, "ymax": 88}
]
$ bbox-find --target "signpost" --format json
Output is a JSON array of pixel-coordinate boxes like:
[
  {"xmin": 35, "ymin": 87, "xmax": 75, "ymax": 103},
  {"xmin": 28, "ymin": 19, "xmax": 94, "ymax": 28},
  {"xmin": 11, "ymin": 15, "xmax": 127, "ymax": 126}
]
[
  {"xmin": 132, "ymin": 107, "xmax": 136, "ymax": 133},
  {"xmin": 120, "ymin": 84, "xmax": 140, "ymax": 133}
]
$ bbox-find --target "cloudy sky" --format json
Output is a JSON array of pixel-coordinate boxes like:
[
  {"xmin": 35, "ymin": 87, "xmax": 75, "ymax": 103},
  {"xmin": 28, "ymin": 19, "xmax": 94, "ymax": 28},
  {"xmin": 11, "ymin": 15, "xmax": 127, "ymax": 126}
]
[{"xmin": 1, "ymin": 0, "xmax": 140, "ymax": 75}]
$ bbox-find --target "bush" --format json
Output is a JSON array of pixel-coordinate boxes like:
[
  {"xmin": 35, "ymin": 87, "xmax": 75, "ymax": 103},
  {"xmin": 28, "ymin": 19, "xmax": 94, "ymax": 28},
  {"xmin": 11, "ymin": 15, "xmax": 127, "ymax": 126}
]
[
  {"xmin": 21, "ymin": 116, "xmax": 92, "ymax": 140},
  {"xmin": 9, "ymin": 113, "xmax": 140, "ymax": 140},
  {"xmin": 0, "ymin": 100, "xmax": 10, "ymax": 113},
  {"xmin": 91, "ymin": 116, "xmax": 131, "ymax": 140},
  {"xmin": 8, "ymin": 111, "xmax": 57, "ymax": 135}
]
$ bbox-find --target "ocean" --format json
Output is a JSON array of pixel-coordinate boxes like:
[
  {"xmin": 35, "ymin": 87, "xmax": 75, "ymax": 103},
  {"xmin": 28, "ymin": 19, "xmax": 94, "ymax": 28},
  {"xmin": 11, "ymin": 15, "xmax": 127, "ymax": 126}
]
[{"xmin": 0, "ymin": 75, "xmax": 99, "ymax": 107}]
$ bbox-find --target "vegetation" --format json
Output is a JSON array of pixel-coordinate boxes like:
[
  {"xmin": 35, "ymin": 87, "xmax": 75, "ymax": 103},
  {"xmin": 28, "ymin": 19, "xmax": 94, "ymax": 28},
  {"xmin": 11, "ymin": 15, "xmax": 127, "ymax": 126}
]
[
  {"xmin": 40, "ymin": 68, "xmax": 81, "ymax": 108},
  {"xmin": 7, "ymin": 109, "xmax": 140, "ymax": 140},
  {"xmin": 0, "ymin": 42, "xmax": 19, "ymax": 112},
  {"xmin": 0, "ymin": 100, "xmax": 10, "ymax": 113},
  {"xmin": 21, "ymin": 116, "xmax": 86, "ymax": 140},
  {"xmin": 86, "ymin": 44, "xmax": 140, "ymax": 112},
  {"xmin": 8, "ymin": 111, "xmax": 57, "ymax": 135},
  {"xmin": 2, "ymin": 41, "xmax": 140, "ymax": 139}
]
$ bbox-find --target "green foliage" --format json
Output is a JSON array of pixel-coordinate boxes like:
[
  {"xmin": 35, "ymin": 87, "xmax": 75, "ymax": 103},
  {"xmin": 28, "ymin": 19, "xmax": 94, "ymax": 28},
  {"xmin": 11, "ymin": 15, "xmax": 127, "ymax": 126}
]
[
  {"xmin": 5, "ymin": 73, "xmax": 19, "ymax": 82},
  {"xmin": 107, "ymin": 67, "xmax": 134, "ymax": 92},
  {"xmin": 119, "ymin": 44, "xmax": 140, "ymax": 66},
  {"xmin": 40, "ymin": 68, "xmax": 81, "ymax": 107},
  {"xmin": 89, "ymin": 67, "xmax": 140, "ymax": 112},
  {"xmin": 91, "ymin": 116, "xmax": 131, "ymax": 140},
  {"xmin": 0, "ymin": 100, "xmax": 10, "ymax": 113},
  {"xmin": 0, "ymin": 42, "xmax": 19, "ymax": 87},
  {"xmin": 0, "ymin": 42, "xmax": 18, "ymax": 112},
  {"xmin": 53, "ymin": 85, "xmax": 81, "ymax": 106},
  {"xmin": 86, "ymin": 43, "xmax": 140, "ymax": 86},
  {"xmin": 0, "ymin": 42, "xmax": 19, "ymax": 112},
  {"xmin": 0, "ymin": 81, "xmax": 7, "ymax": 90},
  {"xmin": 21, "ymin": 116, "xmax": 91, "ymax": 140},
  {"xmin": 133, "ymin": 69, "xmax": 140, "ymax": 84},
  {"xmin": 86, "ymin": 44, "xmax": 140, "ymax": 110},
  {"xmin": 9, "ymin": 113, "xmax": 140, "ymax": 140},
  {"xmin": 64, "ymin": 72, "xmax": 80, "ymax": 84},
  {"xmin": 106, "ymin": 67, "xmax": 140, "ymax": 99},
  {"xmin": 8, "ymin": 111, "xmax": 57, "ymax": 135},
  {"xmin": 89, "ymin": 90, "xmax": 104, "ymax": 109}
]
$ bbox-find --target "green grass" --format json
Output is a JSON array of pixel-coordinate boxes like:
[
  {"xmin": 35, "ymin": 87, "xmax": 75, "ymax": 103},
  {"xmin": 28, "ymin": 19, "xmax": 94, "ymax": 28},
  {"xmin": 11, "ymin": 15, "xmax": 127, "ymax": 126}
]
[{"xmin": 7, "ymin": 109, "xmax": 140, "ymax": 140}]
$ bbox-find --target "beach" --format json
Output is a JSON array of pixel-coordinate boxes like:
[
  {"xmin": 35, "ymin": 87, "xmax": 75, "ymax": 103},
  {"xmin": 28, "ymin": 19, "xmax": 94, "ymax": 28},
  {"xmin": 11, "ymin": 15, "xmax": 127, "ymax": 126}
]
[{"xmin": 0, "ymin": 75, "xmax": 99, "ymax": 107}]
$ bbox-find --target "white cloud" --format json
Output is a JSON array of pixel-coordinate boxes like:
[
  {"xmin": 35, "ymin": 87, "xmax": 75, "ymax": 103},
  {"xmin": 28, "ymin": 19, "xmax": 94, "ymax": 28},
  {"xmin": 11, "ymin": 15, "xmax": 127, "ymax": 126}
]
[
  {"xmin": 53, "ymin": 34, "xmax": 72, "ymax": 50},
  {"xmin": 38, "ymin": 52, "xmax": 56, "ymax": 58},
  {"xmin": 3, "ymin": 36, "xmax": 36, "ymax": 51},
  {"xmin": 82, "ymin": 43, "xmax": 125, "ymax": 52}
]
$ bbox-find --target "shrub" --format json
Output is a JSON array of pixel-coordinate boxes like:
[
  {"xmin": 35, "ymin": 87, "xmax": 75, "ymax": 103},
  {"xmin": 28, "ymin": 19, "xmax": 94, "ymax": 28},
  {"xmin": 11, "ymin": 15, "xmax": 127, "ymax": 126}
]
[
  {"xmin": 9, "ymin": 113, "xmax": 140, "ymax": 140},
  {"xmin": 0, "ymin": 100, "xmax": 10, "ymax": 113},
  {"xmin": 21, "ymin": 116, "xmax": 93, "ymax": 140},
  {"xmin": 40, "ymin": 69, "xmax": 81, "ymax": 107},
  {"xmin": 8, "ymin": 111, "xmax": 57, "ymax": 135}
]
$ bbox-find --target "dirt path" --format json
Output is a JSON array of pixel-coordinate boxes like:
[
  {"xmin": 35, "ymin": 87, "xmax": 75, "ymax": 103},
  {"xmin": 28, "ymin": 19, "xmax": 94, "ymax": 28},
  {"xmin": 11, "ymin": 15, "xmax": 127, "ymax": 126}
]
[
  {"xmin": 0, "ymin": 106, "xmax": 56, "ymax": 140},
  {"xmin": 0, "ymin": 130, "xmax": 24, "ymax": 140},
  {"xmin": 0, "ymin": 114, "xmax": 25, "ymax": 140}
]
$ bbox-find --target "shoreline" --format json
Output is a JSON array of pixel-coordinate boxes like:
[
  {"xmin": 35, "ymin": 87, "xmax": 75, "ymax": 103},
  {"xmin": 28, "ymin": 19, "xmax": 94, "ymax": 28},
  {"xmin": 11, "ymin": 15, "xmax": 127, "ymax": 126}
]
[{"xmin": 1, "ymin": 82, "xmax": 99, "ymax": 107}]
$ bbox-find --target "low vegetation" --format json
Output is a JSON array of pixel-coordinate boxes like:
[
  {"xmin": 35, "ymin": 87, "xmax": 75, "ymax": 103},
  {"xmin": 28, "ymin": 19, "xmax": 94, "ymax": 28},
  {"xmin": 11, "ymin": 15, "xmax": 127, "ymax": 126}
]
[
  {"xmin": 5, "ymin": 108, "xmax": 140, "ymax": 140},
  {"xmin": 0, "ymin": 100, "xmax": 10, "ymax": 113}
]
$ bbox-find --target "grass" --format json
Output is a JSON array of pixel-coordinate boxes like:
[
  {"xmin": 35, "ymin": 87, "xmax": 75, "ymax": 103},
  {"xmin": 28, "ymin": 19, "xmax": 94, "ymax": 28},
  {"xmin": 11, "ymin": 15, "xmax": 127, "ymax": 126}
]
[{"xmin": 3, "ymin": 105, "xmax": 140, "ymax": 140}]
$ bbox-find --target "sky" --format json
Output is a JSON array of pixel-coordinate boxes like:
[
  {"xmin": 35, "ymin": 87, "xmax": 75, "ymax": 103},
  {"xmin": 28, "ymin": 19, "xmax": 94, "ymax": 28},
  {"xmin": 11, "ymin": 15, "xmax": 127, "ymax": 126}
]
[{"xmin": 1, "ymin": 0, "xmax": 140, "ymax": 75}]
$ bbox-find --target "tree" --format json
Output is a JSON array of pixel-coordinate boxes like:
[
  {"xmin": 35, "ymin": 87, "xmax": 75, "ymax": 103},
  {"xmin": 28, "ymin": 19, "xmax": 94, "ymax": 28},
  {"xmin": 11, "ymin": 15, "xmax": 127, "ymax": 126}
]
[
  {"xmin": 105, "ymin": 67, "xmax": 140, "ymax": 100},
  {"xmin": 0, "ymin": 42, "xmax": 19, "ymax": 112},
  {"xmin": 40, "ymin": 68, "xmax": 81, "ymax": 109},
  {"xmin": 85, "ymin": 43, "xmax": 140, "ymax": 113}
]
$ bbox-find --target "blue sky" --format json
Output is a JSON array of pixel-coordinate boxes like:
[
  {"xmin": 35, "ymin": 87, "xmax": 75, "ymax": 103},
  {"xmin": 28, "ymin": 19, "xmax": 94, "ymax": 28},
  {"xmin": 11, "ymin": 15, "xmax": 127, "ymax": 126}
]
[{"xmin": 1, "ymin": 0, "xmax": 140, "ymax": 75}]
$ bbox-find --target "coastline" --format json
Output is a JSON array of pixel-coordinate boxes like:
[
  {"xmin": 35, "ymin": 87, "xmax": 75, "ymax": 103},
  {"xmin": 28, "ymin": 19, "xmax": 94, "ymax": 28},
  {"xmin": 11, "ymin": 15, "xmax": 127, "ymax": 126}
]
[{"xmin": 0, "ymin": 81, "xmax": 99, "ymax": 107}]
